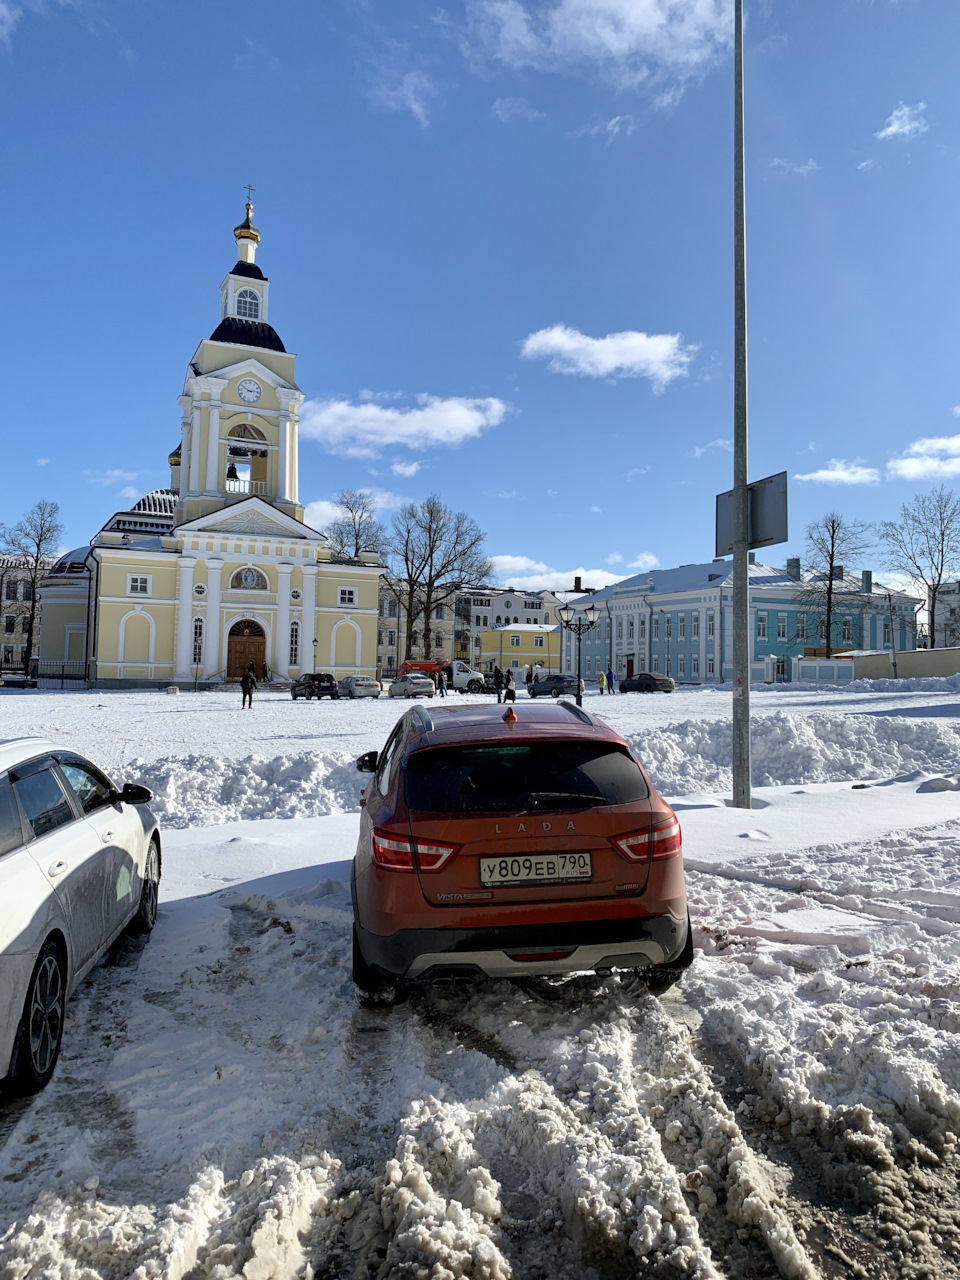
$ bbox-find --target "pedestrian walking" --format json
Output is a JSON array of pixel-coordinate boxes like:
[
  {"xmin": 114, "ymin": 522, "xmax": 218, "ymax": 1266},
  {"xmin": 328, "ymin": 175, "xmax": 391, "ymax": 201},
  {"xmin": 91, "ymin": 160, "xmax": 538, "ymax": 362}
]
[
  {"xmin": 503, "ymin": 668, "xmax": 516, "ymax": 703},
  {"xmin": 494, "ymin": 666, "xmax": 504, "ymax": 703},
  {"xmin": 597, "ymin": 670, "xmax": 606, "ymax": 695},
  {"xmin": 606, "ymin": 667, "xmax": 615, "ymax": 694},
  {"xmin": 240, "ymin": 667, "xmax": 256, "ymax": 709},
  {"xmin": 436, "ymin": 668, "xmax": 446, "ymax": 697}
]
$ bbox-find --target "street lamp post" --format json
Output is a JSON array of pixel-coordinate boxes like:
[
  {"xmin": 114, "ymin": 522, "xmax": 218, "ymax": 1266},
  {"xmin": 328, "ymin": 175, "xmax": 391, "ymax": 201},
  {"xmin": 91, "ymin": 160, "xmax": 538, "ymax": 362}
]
[
  {"xmin": 312, "ymin": 636, "xmax": 318, "ymax": 671},
  {"xmin": 659, "ymin": 609, "xmax": 671, "ymax": 678},
  {"xmin": 193, "ymin": 614, "xmax": 202, "ymax": 694},
  {"xmin": 557, "ymin": 602, "xmax": 599, "ymax": 708}
]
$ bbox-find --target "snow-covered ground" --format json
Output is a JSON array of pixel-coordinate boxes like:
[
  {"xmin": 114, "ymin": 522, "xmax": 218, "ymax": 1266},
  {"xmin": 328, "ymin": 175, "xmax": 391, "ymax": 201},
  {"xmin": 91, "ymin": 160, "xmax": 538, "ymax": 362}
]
[{"xmin": 1, "ymin": 682, "xmax": 960, "ymax": 1278}]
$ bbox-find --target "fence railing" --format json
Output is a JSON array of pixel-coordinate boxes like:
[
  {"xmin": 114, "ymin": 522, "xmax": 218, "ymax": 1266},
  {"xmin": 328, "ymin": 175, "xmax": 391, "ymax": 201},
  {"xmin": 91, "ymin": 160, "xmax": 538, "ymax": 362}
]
[{"xmin": 224, "ymin": 478, "xmax": 266, "ymax": 495}]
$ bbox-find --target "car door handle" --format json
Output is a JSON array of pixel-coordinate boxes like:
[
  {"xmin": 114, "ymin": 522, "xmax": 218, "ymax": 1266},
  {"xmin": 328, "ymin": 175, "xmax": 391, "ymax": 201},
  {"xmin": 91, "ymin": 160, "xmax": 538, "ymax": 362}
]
[
  {"xmin": 101, "ymin": 832, "xmax": 114, "ymax": 843},
  {"xmin": 48, "ymin": 860, "xmax": 68, "ymax": 877}
]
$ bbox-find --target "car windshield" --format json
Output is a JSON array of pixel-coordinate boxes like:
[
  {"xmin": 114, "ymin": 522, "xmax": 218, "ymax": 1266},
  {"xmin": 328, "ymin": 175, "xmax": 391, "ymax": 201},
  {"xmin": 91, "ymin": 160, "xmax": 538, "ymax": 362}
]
[{"xmin": 404, "ymin": 741, "xmax": 648, "ymax": 813}]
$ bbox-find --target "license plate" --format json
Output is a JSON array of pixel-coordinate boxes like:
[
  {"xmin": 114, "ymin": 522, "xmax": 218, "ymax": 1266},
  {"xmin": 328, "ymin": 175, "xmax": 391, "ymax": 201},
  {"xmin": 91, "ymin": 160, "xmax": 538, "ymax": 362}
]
[{"xmin": 479, "ymin": 853, "xmax": 592, "ymax": 887}]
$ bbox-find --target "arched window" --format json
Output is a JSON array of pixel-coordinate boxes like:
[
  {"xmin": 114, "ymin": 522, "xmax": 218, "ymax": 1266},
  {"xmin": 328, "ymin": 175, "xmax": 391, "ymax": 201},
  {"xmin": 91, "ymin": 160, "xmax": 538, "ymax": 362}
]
[
  {"xmin": 543, "ymin": 612, "xmax": 550, "ymax": 623},
  {"xmin": 435, "ymin": 631, "xmax": 444, "ymax": 650},
  {"xmin": 289, "ymin": 620, "xmax": 300, "ymax": 667},
  {"xmin": 192, "ymin": 617, "xmax": 204, "ymax": 665},
  {"xmin": 230, "ymin": 567, "xmax": 268, "ymax": 590},
  {"xmin": 236, "ymin": 288, "xmax": 260, "ymax": 319},
  {"xmin": 495, "ymin": 615, "xmax": 502, "ymax": 624}
]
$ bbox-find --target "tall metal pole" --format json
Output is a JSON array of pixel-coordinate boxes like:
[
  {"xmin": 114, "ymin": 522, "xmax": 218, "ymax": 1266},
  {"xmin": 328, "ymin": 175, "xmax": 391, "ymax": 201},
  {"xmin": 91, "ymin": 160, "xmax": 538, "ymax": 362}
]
[
  {"xmin": 575, "ymin": 631, "xmax": 583, "ymax": 708},
  {"xmin": 732, "ymin": 0, "xmax": 752, "ymax": 808}
]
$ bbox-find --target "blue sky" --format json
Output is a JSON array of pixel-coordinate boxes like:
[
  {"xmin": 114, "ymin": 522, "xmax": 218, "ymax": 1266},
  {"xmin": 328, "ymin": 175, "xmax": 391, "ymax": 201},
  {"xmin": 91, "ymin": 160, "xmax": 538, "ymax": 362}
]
[{"xmin": 3, "ymin": 0, "xmax": 959, "ymax": 589}]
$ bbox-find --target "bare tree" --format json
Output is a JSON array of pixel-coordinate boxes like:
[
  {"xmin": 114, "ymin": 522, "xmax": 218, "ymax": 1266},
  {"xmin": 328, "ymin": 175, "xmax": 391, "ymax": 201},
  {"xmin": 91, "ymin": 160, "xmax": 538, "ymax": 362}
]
[
  {"xmin": 2, "ymin": 500, "xmax": 64, "ymax": 676},
  {"xmin": 319, "ymin": 489, "xmax": 386, "ymax": 560},
  {"xmin": 798, "ymin": 511, "xmax": 873, "ymax": 658},
  {"xmin": 878, "ymin": 485, "xmax": 960, "ymax": 649},
  {"xmin": 385, "ymin": 496, "xmax": 492, "ymax": 661}
]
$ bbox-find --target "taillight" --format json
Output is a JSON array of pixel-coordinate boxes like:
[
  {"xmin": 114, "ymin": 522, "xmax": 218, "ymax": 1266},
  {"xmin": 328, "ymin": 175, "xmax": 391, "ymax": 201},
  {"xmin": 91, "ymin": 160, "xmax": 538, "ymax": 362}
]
[
  {"xmin": 373, "ymin": 829, "xmax": 415, "ymax": 871},
  {"xmin": 372, "ymin": 828, "xmax": 460, "ymax": 873},
  {"xmin": 612, "ymin": 815, "xmax": 681, "ymax": 862}
]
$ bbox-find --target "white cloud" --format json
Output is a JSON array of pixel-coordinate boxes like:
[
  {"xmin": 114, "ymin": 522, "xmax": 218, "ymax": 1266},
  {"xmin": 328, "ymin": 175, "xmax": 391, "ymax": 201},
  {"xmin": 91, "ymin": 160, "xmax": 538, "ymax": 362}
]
[
  {"xmin": 497, "ymin": 490, "xmax": 518, "ymax": 499},
  {"xmin": 951, "ymin": 406, "xmax": 960, "ymax": 417},
  {"xmin": 84, "ymin": 468, "xmax": 139, "ymax": 487},
  {"xmin": 370, "ymin": 69, "xmax": 438, "ymax": 127},
  {"xmin": 36, "ymin": 457, "xmax": 50, "ymax": 466},
  {"xmin": 793, "ymin": 458, "xmax": 880, "ymax": 485},
  {"xmin": 856, "ymin": 159, "xmax": 875, "ymax": 172},
  {"xmin": 770, "ymin": 157, "xmax": 819, "ymax": 175},
  {"xmin": 119, "ymin": 486, "xmax": 140, "ymax": 501},
  {"xmin": 489, "ymin": 554, "xmax": 623, "ymax": 592},
  {"xmin": 589, "ymin": 505, "xmax": 602, "ymax": 513},
  {"xmin": 571, "ymin": 114, "xmax": 638, "ymax": 142},
  {"xmin": 521, "ymin": 323, "xmax": 696, "ymax": 391},
  {"xmin": 875, "ymin": 101, "xmax": 928, "ymax": 142},
  {"xmin": 887, "ymin": 434, "xmax": 960, "ymax": 481},
  {"xmin": 390, "ymin": 459, "xmax": 421, "ymax": 477},
  {"xmin": 628, "ymin": 551, "xmax": 659, "ymax": 570},
  {"xmin": 491, "ymin": 96, "xmax": 544, "ymax": 122},
  {"xmin": 690, "ymin": 438, "xmax": 732, "ymax": 459},
  {"xmin": 466, "ymin": 0, "xmax": 732, "ymax": 92},
  {"xmin": 626, "ymin": 466, "xmax": 650, "ymax": 479},
  {"xmin": 605, "ymin": 552, "xmax": 624, "ymax": 565},
  {"xmin": 0, "ymin": 2, "xmax": 21, "ymax": 42},
  {"xmin": 300, "ymin": 394, "xmax": 508, "ymax": 459}
]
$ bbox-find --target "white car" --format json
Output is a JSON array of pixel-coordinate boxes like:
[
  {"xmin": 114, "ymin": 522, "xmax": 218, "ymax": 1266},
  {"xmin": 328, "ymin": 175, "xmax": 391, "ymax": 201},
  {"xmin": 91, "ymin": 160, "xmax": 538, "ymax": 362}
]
[
  {"xmin": 338, "ymin": 676, "xmax": 381, "ymax": 699},
  {"xmin": 0, "ymin": 738, "xmax": 160, "ymax": 1094},
  {"xmin": 387, "ymin": 673, "xmax": 435, "ymax": 699}
]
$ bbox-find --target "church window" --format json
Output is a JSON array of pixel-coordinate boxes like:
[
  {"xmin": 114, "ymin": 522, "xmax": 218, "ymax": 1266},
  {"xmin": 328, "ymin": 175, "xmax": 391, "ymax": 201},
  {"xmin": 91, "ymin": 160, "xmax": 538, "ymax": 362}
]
[
  {"xmin": 339, "ymin": 587, "xmax": 356, "ymax": 607},
  {"xmin": 236, "ymin": 288, "xmax": 260, "ymax": 320},
  {"xmin": 289, "ymin": 621, "xmax": 300, "ymax": 667},
  {"xmin": 192, "ymin": 618, "xmax": 204, "ymax": 665},
  {"xmin": 230, "ymin": 567, "xmax": 268, "ymax": 590},
  {"xmin": 128, "ymin": 574, "xmax": 151, "ymax": 595}
]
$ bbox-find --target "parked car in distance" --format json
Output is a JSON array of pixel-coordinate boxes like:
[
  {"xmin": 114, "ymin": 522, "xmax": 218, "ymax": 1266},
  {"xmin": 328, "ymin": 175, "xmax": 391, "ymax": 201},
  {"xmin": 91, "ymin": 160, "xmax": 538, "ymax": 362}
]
[
  {"xmin": 618, "ymin": 672, "xmax": 676, "ymax": 694},
  {"xmin": 339, "ymin": 676, "xmax": 381, "ymax": 700},
  {"xmin": 290, "ymin": 673, "xmax": 340, "ymax": 700},
  {"xmin": 0, "ymin": 738, "xmax": 160, "ymax": 1094},
  {"xmin": 387, "ymin": 673, "xmax": 435, "ymax": 699},
  {"xmin": 351, "ymin": 702, "xmax": 691, "ymax": 997},
  {"xmin": 527, "ymin": 673, "xmax": 584, "ymax": 698}
]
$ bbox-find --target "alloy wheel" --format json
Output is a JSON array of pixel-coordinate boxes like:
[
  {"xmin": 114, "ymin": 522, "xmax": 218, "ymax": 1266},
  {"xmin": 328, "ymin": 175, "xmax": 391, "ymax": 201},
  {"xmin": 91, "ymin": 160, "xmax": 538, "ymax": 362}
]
[{"xmin": 29, "ymin": 954, "xmax": 64, "ymax": 1078}]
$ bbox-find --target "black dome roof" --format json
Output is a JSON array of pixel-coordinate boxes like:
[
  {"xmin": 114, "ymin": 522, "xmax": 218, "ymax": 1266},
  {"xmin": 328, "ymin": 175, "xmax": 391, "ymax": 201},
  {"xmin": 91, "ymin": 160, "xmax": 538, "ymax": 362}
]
[
  {"xmin": 229, "ymin": 261, "xmax": 266, "ymax": 281},
  {"xmin": 209, "ymin": 317, "xmax": 286, "ymax": 352}
]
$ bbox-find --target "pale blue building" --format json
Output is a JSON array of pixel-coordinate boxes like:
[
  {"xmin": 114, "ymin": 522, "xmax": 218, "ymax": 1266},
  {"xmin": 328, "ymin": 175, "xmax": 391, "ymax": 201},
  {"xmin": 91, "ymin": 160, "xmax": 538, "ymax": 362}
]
[{"xmin": 563, "ymin": 557, "xmax": 918, "ymax": 685}]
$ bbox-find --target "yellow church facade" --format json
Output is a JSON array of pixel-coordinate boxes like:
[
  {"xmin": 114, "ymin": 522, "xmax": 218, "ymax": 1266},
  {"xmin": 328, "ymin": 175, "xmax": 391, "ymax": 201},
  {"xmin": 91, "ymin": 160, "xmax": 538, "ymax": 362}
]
[{"xmin": 40, "ymin": 205, "xmax": 381, "ymax": 687}]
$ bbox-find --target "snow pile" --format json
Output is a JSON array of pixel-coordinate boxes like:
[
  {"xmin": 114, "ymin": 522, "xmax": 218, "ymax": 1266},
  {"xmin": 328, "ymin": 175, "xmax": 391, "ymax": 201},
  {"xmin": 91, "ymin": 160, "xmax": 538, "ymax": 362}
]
[
  {"xmin": 627, "ymin": 710, "xmax": 960, "ymax": 795},
  {"xmin": 849, "ymin": 673, "xmax": 960, "ymax": 695},
  {"xmin": 132, "ymin": 750, "xmax": 364, "ymax": 827}
]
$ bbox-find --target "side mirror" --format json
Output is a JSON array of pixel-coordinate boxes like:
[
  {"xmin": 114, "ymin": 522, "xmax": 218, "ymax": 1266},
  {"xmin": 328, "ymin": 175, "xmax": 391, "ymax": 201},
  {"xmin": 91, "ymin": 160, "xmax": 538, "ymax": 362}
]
[
  {"xmin": 121, "ymin": 782, "xmax": 154, "ymax": 805},
  {"xmin": 356, "ymin": 750, "xmax": 379, "ymax": 774}
]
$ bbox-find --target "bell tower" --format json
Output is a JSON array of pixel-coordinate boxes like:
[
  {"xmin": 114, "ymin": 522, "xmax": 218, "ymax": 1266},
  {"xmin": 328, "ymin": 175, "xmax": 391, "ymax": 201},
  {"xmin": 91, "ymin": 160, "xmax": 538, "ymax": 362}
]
[{"xmin": 172, "ymin": 200, "xmax": 304, "ymax": 527}]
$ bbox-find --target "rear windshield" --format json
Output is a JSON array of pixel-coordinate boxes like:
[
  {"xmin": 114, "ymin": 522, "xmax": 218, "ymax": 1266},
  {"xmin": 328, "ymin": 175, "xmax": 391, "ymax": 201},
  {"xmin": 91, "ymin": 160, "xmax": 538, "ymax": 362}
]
[{"xmin": 404, "ymin": 741, "xmax": 648, "ymax": 813}]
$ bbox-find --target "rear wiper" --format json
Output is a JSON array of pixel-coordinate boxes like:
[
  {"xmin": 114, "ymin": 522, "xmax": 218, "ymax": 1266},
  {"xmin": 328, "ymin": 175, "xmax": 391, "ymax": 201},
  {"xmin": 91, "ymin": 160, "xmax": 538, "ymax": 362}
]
[{"xmin": 527, "ymin": 792, "xmax": 605, "ymax": 808}]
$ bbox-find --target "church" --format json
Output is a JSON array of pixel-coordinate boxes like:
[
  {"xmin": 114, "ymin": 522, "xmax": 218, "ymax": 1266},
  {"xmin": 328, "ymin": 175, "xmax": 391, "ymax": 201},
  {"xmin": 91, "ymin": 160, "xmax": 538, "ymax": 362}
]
[{"xmin": 40, "ymin": 203, "xmax": 381, "ymax": 688}]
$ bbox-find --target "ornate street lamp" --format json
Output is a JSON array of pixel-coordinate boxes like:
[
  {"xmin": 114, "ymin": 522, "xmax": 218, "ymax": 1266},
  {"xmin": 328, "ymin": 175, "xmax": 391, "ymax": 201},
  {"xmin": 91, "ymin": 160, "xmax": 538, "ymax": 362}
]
[
  {"xmin": 193, "ymin": 613, "xmax": 202, "ymax": 694},
  {"xmin": 312, "ymin": 635, "xmax": 318, "ymax": 671},
  {"xmin": 557, "ymin": 601, "xmax": 599, "ymax": 707}
]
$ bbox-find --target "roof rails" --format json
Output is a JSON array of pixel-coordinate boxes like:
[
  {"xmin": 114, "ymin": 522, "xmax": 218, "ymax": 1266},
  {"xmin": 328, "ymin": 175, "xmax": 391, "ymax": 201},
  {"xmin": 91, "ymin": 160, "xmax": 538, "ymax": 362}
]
[
  {"xmin": 411, "ymin": 705, "xmax": 434, "ymax": 734},
  {"xmin": 558, "ymin": 700, "xmax": 597, "ymax": 726}
]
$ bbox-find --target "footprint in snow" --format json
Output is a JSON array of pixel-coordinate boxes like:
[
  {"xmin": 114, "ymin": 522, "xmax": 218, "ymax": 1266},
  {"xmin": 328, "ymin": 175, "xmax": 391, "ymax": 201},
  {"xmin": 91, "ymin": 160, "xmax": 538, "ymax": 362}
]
[{"xmin": 740, "ymin": 830, "xmax": 772, "ymax": 840}]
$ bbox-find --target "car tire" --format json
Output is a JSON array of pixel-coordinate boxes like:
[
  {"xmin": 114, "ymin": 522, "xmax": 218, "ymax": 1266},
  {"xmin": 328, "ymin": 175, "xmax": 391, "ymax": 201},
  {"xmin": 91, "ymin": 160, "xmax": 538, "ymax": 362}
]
[
  {"xmin": 291, "ymin": 691, "xmax": 297, "ymax": 700},
  {"xmin": 642, "ymin": 913, "xmax": 694, "ymax": 996},
  {"xmin": 551, "ymin": 689, "xmax": 561, "ymax": 698},
  {"xmin": 10, "ymin": 938, "xmax": 66, "ymax": 1094},
  {"xmin": 466, "ymin": 680, "xmax": 482, "ymax": 694},
  {"xmin": 129, "ymin": 837, "xmax": 160, "ymax": 935},
  {"xmin": 352, "ymin": 925, "xmax": 395, "ymax": 997},
  {"xmin": 349, "ymin": 691, "xmax": 356, "ymax": 699}
]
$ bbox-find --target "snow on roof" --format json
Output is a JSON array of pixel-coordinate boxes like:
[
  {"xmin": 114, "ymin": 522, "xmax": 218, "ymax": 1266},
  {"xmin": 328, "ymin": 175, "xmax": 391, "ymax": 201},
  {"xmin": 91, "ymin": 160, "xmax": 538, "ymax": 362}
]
[
  {"xmin": 490, "ymin": 622, "xmax": 560, "ymax": 632},
  {"xmin": 131, "ymin": 489, "xmax": 178, "ymax": 515}
]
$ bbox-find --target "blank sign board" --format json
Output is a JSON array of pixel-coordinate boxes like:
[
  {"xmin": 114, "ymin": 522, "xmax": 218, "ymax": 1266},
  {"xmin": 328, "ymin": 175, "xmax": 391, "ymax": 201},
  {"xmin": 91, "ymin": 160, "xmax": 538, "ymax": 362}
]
[{"xmin": 715, "ymin": 471, "xmax": 788, "ymax": 557}]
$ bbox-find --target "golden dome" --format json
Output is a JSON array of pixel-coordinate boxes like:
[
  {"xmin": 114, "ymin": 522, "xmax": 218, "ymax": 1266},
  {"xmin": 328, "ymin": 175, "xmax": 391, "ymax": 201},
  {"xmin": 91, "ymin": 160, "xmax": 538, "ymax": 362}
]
[
  {"xmin": 168, "ymin": 443, "xmax": 182, "ymax": 465},
  {"xmin": 234, "ymin": 200, "xmax": 261, "ymax": 244}
]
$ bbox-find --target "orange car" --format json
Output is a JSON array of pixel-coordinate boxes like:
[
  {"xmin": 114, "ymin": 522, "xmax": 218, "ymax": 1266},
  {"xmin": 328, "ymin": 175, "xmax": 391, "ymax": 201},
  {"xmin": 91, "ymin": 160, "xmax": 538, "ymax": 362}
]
[{"xmin": 351, "ymin": 701, "xmax": 691, "ymax": 995}]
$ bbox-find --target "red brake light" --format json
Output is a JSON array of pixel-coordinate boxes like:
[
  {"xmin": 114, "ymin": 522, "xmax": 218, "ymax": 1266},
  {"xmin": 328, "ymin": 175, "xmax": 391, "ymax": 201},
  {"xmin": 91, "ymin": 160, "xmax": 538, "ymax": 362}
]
[
  {"xmin": 612, "ymin": 816, "xmax": 681, "ymax": 862},
  {"xmin": 372, "ymin": 828, "xmax": 460, "ymax": 873},
  {"xmin": 414, "ymin": 838, "xmax": 460, "ymax": 872},
  {"xmin": 372, "ymin": 829, "xmax": 415, "ymax": 871}
]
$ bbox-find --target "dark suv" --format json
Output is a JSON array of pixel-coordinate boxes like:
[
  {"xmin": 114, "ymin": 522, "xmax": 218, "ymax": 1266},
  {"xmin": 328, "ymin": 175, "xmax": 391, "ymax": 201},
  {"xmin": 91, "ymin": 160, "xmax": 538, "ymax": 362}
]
[
  {"xmin": 528, "ymin": 673, "xmax": 584, "ymax": 698},
  {"xmin": 291, "ymin": 673, "xmax": 339, "ymax": 700},
  {"xmin": 619, "ymin": 672, "xmax": 675, "ymax": 694}
]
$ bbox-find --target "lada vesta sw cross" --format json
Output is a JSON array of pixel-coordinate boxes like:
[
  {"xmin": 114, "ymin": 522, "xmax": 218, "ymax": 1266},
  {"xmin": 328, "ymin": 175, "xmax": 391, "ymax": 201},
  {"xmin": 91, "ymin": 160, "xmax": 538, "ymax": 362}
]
[{"xmin": 351, "ymin": 702, "xmax": 691, "ymax": 995}]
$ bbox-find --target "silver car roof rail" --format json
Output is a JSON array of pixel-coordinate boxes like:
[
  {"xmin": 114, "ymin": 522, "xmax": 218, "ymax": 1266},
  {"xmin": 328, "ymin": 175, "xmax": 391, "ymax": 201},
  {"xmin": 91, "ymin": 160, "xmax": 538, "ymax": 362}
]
[
  {"xmin": 411, "ymin": 705, "xmax": 434, "ymax": 734},
  {"xmin": 558, "ymin": 700, "xmax": 596, "ymax": 726}
]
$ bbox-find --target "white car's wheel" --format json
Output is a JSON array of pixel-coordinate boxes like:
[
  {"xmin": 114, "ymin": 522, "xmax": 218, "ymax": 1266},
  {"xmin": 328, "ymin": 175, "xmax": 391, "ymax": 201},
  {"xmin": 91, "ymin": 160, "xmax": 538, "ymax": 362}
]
[
  {"xmin": 130, "ymin": 838, "xmax": 160, "ymax": 934},
  {"xmin": 11, "ymin": 939, "xmax": 66, "ymax": 1094}
]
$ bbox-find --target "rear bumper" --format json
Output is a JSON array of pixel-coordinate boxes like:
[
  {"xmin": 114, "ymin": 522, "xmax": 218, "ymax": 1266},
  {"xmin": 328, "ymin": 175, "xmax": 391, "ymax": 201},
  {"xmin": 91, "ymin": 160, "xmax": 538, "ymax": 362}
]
[{"xmin": 354, "ymin": 909, "xmax": 689, "ymax": 980}]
